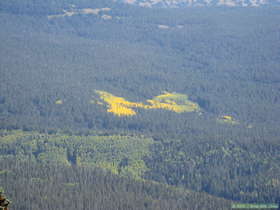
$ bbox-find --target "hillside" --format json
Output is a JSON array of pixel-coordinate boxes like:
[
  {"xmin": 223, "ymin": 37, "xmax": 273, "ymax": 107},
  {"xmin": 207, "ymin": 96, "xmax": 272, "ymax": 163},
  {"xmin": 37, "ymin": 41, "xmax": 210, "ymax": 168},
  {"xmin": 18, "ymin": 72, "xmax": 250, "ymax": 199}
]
[
  {"xmin": 0, "ymin": 0, "xmax": 280, "ymax": 209},
  {"xmin": 0, "ymin": 158, "xmax": 231, "ymax": 210}
]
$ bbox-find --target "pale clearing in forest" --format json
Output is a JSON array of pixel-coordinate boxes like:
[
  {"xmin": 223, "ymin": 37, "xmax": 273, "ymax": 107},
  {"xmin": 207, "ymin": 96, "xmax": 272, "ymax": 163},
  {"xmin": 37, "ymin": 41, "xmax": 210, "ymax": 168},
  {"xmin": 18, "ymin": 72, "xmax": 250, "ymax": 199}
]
[{"xmin": 47, "ymin": 8, "xmax": 112, "ymax": 20}]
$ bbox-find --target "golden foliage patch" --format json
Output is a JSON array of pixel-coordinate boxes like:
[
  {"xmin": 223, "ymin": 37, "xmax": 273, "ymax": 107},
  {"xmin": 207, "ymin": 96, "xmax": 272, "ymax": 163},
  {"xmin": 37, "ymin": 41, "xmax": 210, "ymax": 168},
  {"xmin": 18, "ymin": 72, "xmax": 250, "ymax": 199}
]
[
  {"xmin": 95, "ymin": 90, "xmax": 200, "ymax": 116},
  {"xmin": 217, "ymin": 115, "xmax": 239, "ymax": 125}
]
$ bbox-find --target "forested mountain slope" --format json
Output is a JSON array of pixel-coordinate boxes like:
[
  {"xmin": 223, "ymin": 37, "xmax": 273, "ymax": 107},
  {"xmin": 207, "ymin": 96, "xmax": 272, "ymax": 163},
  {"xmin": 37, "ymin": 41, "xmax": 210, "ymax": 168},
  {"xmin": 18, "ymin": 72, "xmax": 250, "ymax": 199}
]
[
  {"xmin": 0, "ymin": 158, "xmax": 231, "ymax": 210},
  {"xmin": 0, "ymin": 0, "xmax": 280, "ymax": 208}
]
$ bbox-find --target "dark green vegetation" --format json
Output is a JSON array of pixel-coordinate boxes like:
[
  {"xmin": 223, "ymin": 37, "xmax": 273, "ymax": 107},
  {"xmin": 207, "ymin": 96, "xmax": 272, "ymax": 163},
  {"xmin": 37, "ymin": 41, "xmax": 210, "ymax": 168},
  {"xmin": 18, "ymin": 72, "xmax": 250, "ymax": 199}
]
[
  {"xmin": 0, "ymin": 0, "xmax": 280, "ymax": 209},
  {"xmin": 0, "ymin": 158, "xmax": 230, "ymax": 210}
]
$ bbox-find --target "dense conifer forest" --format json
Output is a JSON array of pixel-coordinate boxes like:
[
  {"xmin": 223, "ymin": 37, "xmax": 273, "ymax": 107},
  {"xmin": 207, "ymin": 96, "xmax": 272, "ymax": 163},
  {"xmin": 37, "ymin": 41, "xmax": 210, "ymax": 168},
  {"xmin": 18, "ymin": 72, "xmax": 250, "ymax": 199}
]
[
  {"xmin": 0, "ymin": 0, "xmax": 280, "ymax": 209},
  {"xmin": 0, "ymin": 158, "xmax": 232, "ymax": 210}
]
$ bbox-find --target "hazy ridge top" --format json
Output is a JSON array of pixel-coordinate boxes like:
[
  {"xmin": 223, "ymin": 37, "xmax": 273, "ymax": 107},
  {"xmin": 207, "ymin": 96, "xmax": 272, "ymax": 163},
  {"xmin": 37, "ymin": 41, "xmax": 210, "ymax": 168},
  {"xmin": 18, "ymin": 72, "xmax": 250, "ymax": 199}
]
[{"xmin": 114, "ymin": 0, "xmax": 280, "ymax": 8}]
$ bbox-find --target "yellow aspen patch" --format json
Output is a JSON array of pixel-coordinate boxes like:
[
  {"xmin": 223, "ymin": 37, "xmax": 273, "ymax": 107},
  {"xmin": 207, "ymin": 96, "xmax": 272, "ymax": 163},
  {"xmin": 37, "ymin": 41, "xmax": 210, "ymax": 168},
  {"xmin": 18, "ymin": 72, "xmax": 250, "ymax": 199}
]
[
  {"xmin": 218, "ymin": 115, "xmax": 239, "ymax": 125},
  {"xmin": 95, "ymin": 90, "xmax": 200, "ymax": 116},
  {"xmin": 55, "ymin": 99, "xmax": 63, "ymax": 105}
]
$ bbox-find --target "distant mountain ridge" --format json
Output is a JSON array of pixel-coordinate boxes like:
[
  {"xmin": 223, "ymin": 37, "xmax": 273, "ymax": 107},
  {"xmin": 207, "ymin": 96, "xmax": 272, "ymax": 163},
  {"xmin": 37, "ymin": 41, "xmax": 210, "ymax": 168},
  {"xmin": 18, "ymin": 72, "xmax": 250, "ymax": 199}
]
[{"xmin": 114, "ymin": 0, "xmax": 280, "ymax": 8}]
